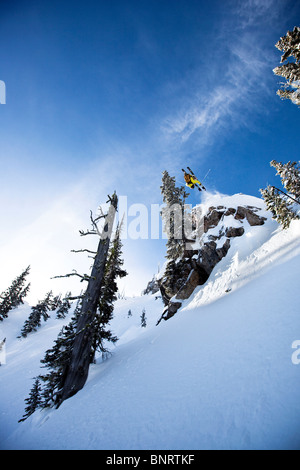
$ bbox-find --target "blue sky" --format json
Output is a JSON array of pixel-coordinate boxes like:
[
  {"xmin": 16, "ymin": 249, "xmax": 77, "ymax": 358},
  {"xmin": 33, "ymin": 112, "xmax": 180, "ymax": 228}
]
[{"xmin": 0, "ymin": 0, "xmax": 300, "ymax": 300}]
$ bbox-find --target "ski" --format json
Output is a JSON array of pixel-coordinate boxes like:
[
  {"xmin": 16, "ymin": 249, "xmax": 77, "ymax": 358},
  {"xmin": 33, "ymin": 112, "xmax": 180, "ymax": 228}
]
[
  {"xmin": 182, "ymin": 167, "xmax": 206, "ymax": 191},
  {"xmin": 187, "ymin": 167, "xmax": 206, "ymax": 191}
]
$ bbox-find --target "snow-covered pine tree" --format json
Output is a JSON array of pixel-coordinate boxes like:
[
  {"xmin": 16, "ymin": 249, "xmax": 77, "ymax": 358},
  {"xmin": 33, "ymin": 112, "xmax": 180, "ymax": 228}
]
[
  {"xmin": 56, "ymin": 292, "xmax": 72, "ymax": 319},
  {"xmin": 72, "ymin": 294, "xmax": 83, "ymax": 317},
  {"xmin": 19, "ymin": 291, "xmax": 53, "ymax": 337},
  {"xmin": 260, "ymin": 160, "xmax": 300, "ymax": 229},
  {"xmin": 91, "ymin": 224, "xmax": 127, "ymax": 361},
  {"xmin": 19, "ymin": 298, "xmax": 83, "ymax": 416},
  {"xmin": 38, "ymin": 309, "xmax": 80, "ymax": 408},
  {"xmin": 18, "ymin": 378, "xmax": 42, "ymax": 422},
  {"xmin": 0, "ymin": 266, "xmax": 30, "ymax": 321},
  {"xmin": 160, "ymin": 171, "xmax": 189, "ymax": 260},
  {"xmin": 260, "ymin": 185, "xmax": 295, "ymax": 229},
  {"xmin": 271, "ymin": 160, "xmax": 300, "ymax": 199},
  {"xmin": 50, "ymin": 294, "xmax": 62, "ymax": 311},
  {"xmin": 273, "ymin": 26, "xmax": 300, "ymax": 107},
  {"xmin": 160, "ymin": 171, "xmax": 191, "ymax": 304},
  {"xmin": 140, "ymin": 309, "xmax": 147, "ymax": 328}
]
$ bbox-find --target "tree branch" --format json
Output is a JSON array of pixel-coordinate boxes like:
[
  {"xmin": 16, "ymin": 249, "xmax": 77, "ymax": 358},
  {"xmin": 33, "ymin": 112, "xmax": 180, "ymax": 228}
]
[
  {"xmin": 51, "ymin": 270, "xmax": 91, "ymax": 282},
  {"xmin": 79, "ymin": 229, "xmax": 98, "ymax": 236},
  {"xmin": 89, "ymin": 210, "xmax": 101, "ymax": 236},
  {"xmin": 78, "ymin": 210, "xmax": 108, "ymax": 237},
  {"xmin": 66, "ymin": 294, "xmax": 85, "ymax": 301},
  {"xmin": 71, "ymin": 249, "xmax": 97, "ymax": 255}
]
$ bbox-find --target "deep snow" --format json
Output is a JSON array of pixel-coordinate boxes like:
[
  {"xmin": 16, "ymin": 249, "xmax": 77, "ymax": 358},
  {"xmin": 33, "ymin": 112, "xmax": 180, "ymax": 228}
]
[{"xmin": 1, "ymin": 194, "xmax": 300, "ymax": 450}]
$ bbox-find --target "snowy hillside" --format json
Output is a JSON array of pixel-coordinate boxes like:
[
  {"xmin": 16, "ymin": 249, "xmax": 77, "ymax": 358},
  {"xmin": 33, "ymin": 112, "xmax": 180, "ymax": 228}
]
[{"xmin": 1, "ymin": 194, "xmax": 300, "ymax": 450}]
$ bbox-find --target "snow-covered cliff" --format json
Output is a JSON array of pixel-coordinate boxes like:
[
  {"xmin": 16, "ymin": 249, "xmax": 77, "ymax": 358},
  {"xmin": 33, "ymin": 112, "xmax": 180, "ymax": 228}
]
[{"xmin": 157, "ymin": 193, "xmax": 273, "ymax": 322}]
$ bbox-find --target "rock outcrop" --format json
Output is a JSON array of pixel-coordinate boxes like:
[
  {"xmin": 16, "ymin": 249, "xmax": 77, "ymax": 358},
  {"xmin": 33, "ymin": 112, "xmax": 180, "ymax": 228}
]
[{"xmin": 157, "ymin": 203, "xmax": 267, "ymax": 323}]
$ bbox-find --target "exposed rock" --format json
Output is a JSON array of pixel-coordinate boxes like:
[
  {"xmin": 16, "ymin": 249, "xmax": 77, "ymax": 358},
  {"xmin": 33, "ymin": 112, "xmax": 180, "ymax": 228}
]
[
  {"xmin": 157, "ymin": 237, "xmax": 231, "ymax": 322},
  {"xmin": 158, "ymin": 259, "xmax": 194, "ymax": 305},
  {"xmin": 176, "ymin": 269, "xmax": 200, "ymax": 300},
  {"xmin": 234, "ymin": 206, "xmax": 247, "ymax": 221},
  {"xmin": 204, "ymin": 208, "xmax": 225, "ymax": 232},
  {"xmin": 225, "ymin": 226, "xmax": 245, "ymax": 238},
  {"xmin": 244, "ymin": 206, "xmax": 267, "ymax": 226},
  {"xmin": 196, "ymin": 239, "xmax": 231, "ymax": 280},
  {"xmin": 157, "ymin": 301, "xmax": 183, "ymax": 324},
  {"xmin": 224, "ymin": 207, "xmax": 236, "ymax": 216},
  {"xmin": 234, "ymin": 206, "xmax": 266, "ymax": 226}
]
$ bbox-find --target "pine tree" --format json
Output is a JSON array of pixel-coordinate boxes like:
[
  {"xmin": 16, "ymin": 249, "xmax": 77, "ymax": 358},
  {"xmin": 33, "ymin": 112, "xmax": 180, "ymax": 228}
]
[
  {"xmin": 50, "ymin": 294, "xmax": 63, "ymax": 312},
  {"xmin": 0, "ymin": 266, "xmax": 30, "ymax": 321},
  {"xmin": 160, "ymin": 171, "xmax": 192, "ymax": 308},
  {"xmin": 39, "ymin": 310, "xmax": 79, "ymax": 407},
  {"xmin": 140, "ymin": 309, "xmax": 147, "ymax": 328},
  {"xmin": 91, "ymin": 224, "xmax": 127, "ymax": 360},
  {"xmin": 160, "ymin": 171, "xmax": 189, "ymax": 260},
  {"xmin": 18, "ymin": 378, "xmax": 42, "ymax": 422},
  {"xmin": 0, "ymin": 337, "xmax": 6, "ymax": 366},
  {"xmin": 271, "ymin": 160, "xmax": 300, "ymax": 199},
  {"xmin": 19, "ymin": 305, "xmax": 81, "ymax": 419},
  {"xmin": 260, "ymin": 160, "xmax": 300, "ymax": 229},
  {"xmin": 56, "ymin": 292, "xmax": 72, "ymax": 319},
  {"xmin": 273, "ymin": 26, "xmax": 300, "ymax": 107},
  {"xmin": 260, "ymin": 185, "xmax": 295, "ymax": 229},
  {"xmin": 19, "ymin": 291, "xmax": 53, "ymax": 337}
]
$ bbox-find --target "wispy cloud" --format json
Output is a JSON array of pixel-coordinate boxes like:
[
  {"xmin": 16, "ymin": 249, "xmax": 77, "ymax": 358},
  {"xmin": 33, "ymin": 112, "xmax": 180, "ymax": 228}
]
[
  {"xmin": 235, "ymin": 0, "xmax": 283, "ymax": 28},
  {"xmin": 163, "ymin": 86, "xmax": 235, "ymax": 143},
  {"xmin": 161, "ymin": 0, "xmax": 283, "ymax": 148},
  {"xmin": 162, "ymin": 50, "xmax": 268, "ymax": 145}
]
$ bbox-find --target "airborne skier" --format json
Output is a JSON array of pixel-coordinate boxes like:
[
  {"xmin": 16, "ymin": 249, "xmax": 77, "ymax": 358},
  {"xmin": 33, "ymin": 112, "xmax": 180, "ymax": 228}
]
[{"xmin": 182, "ymin": 167, "xmax": 206, "ymax": 191}]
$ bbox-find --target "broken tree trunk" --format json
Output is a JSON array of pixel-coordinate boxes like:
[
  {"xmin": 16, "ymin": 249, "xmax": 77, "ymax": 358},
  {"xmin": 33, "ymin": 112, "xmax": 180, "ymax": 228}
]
[{"xmin": 57, "ymin": 193, "xmax": 118, "ymax": 405}]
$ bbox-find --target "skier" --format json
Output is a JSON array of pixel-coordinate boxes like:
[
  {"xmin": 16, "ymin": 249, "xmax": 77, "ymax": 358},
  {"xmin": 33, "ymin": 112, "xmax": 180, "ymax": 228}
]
[{"xmin": 182, "ymin": 168, "xmax": 206, "ymax": 191}]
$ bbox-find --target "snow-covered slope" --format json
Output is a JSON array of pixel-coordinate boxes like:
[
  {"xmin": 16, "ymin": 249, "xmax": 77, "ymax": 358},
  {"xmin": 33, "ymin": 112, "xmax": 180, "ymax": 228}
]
[{"xmin": 1, "ymin": 195, "xmax": 300, "ymax": 450}]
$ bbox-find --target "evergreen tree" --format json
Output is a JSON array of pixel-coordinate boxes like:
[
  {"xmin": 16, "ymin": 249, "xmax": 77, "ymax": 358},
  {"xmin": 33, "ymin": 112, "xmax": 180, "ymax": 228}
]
[
  {"xmin": 160, "ymin": 171, "xmax": 192, "ymax": 305},
  {"xmin": 140, "ymin": 309, "xmax": 147, "ymax": 328},
  {"xmin": 160, "ymin": 171, "xmax": 189, "ymax": 260},
  {"xmin": 50, "ymin": 294, "xmax": 63, "ymax": 312},
  {"xmin": 19, "ymin": 305, "xmax": 81, "ymax": 419},
  {"xmin": 0, "ymin": 266, "xmax": 30, "ymax": 321},
  {"xmin": 91, "ymin": 224, "xmax": 127, "ymax": 360},
  {"xmin": 260, "ymin": 160, "xmax": 300, "ymax": 229},
  {"xmin": 19, "ymin": 291, "xmax": 53, "ymax": 337},
  {"xmin": 56, "ymin": 292, "xmax": 72, "ymax": 319},
  {"xmin": 73, "ymin": 294, "xmax": 83, "ymax": 317},
  {"xmin": 271, "ymin": 160, "xmax": 300, "ymax": 199},
  {"xmin": 18, "ymin": 378, "xmax": 42, "ymax": 422},
  {"xmin": 39, "ymin": 310, "xmax": 79, "ymax": 407},
  {"xmin": 273, "ymin": 26, "xmax": 300, "ymax": 107},
  {"xmin": 0, "ymin": 337, "xmax": 6, "ymax": 366}
]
